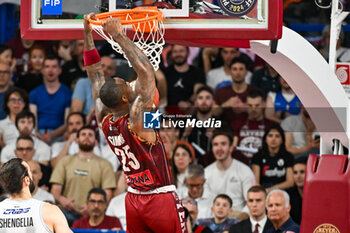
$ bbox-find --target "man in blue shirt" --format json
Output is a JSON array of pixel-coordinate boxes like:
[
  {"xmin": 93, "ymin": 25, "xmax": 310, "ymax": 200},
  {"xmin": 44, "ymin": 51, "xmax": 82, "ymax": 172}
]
[
  {"xmin": 29, "ymin": 54, "xmax": 72, "ymax": 144},
  {"xmin": 266, "ymin": 189, "xmax": 300, "ymax": 233}
]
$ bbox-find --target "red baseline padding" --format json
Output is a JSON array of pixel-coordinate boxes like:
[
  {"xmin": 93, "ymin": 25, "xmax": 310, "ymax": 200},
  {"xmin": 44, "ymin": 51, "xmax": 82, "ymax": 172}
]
[{"xmin": 301, "ymin": 154, "xmax": 349, "ymax": 233}]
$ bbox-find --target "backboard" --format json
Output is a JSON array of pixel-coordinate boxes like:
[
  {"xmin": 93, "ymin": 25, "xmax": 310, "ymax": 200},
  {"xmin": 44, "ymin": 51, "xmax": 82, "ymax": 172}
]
[{"xmin": 21, "ymin": 0, "xmax": 282, "ymax": 47}]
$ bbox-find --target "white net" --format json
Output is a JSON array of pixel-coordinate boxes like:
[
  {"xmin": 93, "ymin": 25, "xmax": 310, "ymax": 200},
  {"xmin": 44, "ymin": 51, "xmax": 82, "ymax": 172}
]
[{"xmin": 91, "ymin": 13, "xmax": 165, "ymax": 71}]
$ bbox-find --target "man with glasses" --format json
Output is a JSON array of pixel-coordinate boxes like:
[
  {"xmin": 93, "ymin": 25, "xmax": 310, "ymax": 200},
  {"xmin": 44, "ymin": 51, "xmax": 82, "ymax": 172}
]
[
  {"xmin": 72, "ymin": 188, "xmax": 122, "ymax": 230},
  {"xmin": 177, "ymin": 164, "xmax": 215, "ymax": 219},
  {"xmin": 0, "ymin": 63, "xmax": 13, "ymax": 120},
  {"xmin": 11, "ymin": 135, "xmax": 52, "ymax": 189},
  {"xmin": 14, "ymin": 135, "xmax": 36, "ymax": 161}
]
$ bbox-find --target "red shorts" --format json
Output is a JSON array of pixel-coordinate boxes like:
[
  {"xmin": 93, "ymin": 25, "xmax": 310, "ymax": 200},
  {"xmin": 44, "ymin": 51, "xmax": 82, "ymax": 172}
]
[{"xmin": 125, "ymin": 191, "xmax": 188, "ymax": 233}]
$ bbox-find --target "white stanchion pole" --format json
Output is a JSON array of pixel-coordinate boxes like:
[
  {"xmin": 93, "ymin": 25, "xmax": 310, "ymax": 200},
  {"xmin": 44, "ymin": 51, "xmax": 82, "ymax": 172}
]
[{"xmin": 328, "ymin": 0, "xmax": 349, "ymax": 156}]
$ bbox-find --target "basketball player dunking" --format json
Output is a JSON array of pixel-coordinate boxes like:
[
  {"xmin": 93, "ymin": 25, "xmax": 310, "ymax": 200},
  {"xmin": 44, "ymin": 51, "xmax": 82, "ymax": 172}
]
[{"xmin": 83, "ymin": 14, "xmax": 187, "ymax": 233}]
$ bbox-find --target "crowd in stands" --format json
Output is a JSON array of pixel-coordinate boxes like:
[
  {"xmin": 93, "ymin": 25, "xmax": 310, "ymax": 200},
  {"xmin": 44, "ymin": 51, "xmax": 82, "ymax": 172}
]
[{"xmin": 0, "ymin": 6, "xmax": 349, "ymax": 230}]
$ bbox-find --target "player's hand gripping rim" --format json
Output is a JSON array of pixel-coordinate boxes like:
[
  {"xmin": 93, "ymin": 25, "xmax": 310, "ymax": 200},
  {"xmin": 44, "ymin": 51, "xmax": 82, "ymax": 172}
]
[{"xmin": 84, "ymin": 13, "xmax": 95, "ymax": 34}]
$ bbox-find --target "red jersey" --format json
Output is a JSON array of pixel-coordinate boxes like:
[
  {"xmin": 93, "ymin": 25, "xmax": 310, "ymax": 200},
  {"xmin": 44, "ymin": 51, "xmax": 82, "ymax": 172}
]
[{"xmin": 102, "ymin": 114, "xmax": 173, "ymax": 191}]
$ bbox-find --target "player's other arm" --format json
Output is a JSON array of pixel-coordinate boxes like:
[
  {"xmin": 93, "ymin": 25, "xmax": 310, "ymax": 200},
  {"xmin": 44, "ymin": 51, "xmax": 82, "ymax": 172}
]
[
  {"xmin": 83, "ymin": 13, "xmax": 109, "ymax": 125},
  {"xmin": 103, "ymin": 18, "xmax": 156, "ymax": 109},
  {"xmin": 42, "ymin": 202, "xmax": 73, "ymax": 233}
]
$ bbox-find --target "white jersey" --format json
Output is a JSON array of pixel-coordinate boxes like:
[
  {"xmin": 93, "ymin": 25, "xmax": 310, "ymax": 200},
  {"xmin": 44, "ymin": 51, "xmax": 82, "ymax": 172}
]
[{"xmin": 0, "ymin": 198, "xmax": 52, "ymax": 233}]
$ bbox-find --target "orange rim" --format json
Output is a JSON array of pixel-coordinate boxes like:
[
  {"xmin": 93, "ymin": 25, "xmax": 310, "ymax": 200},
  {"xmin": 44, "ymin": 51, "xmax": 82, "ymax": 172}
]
[{"xmin": 88, "ymin": 6, "xmax": 163, "ymax": 26}]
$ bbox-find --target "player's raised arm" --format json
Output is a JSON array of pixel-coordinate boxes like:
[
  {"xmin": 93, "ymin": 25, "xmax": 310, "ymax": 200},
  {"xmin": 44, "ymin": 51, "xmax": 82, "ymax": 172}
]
[
  {"xmin": 102, "ymin": 18, "xmax": 156, "ymax": 109},
  {"xmin": 83, "ymin": 13, "xmax": 108, "ymax": 125}
]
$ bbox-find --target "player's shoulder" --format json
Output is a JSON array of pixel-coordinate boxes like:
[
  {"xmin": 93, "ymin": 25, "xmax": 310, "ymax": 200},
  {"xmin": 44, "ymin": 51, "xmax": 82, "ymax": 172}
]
[
  {"xmin": 101, "ymin": 113, "xmax": 113, "ymax": 126},
  {"xmin": 102, "ymin": 113, "xmax": 129, "ymax": 129},
  {"xmin": 42, "ymin": 201, "xmax": 58, "ymax": 211},
  {"xmin": 42, "ymin": 201, "xmax": 69, "ymax": 221},
  {"xmin": 42, "ymin": 202, "xmax": 71, "ymax": 232},
  {"xmin": 41, "ymin": 201, "xmax": 61, "ymax": 222}
]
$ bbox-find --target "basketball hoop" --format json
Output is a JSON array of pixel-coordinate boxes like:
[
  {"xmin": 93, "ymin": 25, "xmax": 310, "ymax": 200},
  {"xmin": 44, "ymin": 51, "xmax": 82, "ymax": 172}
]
[{"xmin": 89, "ymin": 7, "xmax": 165, "ymax": 71}]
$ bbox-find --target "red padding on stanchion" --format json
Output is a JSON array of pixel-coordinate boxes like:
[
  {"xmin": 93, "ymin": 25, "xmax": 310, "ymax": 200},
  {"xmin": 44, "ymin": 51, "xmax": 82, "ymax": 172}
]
[{"xmin": 301, "ymin": 154, "xmax": 349, "ymax": 233}]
